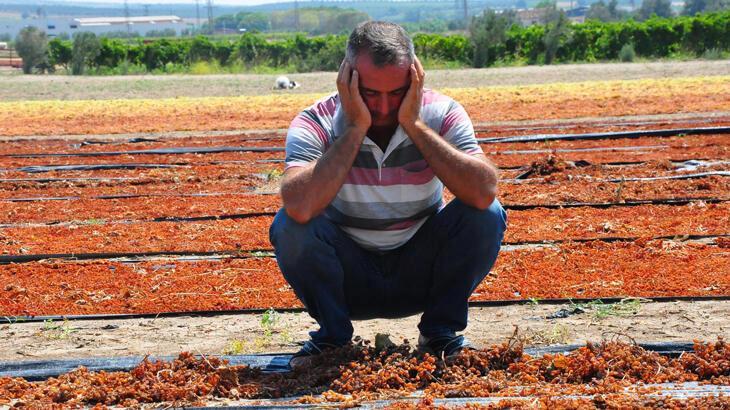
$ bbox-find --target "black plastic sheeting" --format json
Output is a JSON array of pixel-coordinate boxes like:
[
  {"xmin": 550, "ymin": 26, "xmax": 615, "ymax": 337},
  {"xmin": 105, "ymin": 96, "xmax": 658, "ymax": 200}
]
[
  {"xmin": 5, "ymin": 126, "xmax": 728, "ymax": 159},
  {"xmin": 604, "ymin": 171, "xmax": 730, "ymax": 182},
  {"xmin": 504, "ymin": 197, "xmax": 729, "ymax": 210},
  {"xmin": 1, "ymin": 191, "xmax": 255, "ymax": 202},
  {"xmin": 473, "ymin": 116, "xmax": 730, "ymax": 134},
  {"xmin": 7, "ymin": 146, "xmax": 285, "ymax": 159},
  {"xmin": 477, "ymin": 126, "xmax": 730, "ymax": 144},
  {"xmin": 496, "ymin": 144, "xmax": 667, "ymax": 155},
  {"xmin": 76, "ymin": 137, "xmax": 160, "ymax": 146},
  {"xmin": 5, "ymin": 295, "xmax": 730, "ymax": 325},
  {"xmin": 0, "ymin": 177, "xmax": 139, "ymax": 183},
  {"xmin": 0, "ymin": 354, "xmax": 291, "ymax": 381},
  {"xmin": 0, "ymin": 249, "xmax": 260, "ymax": 264},
  {"xmin": 17, "ymin": 164, "xmax": 177, "ymax": 173},
  {"xmin": 181, "ymin": 383, "xmax": 730, "ymax": 409},
  {"xmin": 0, "ymin": 342, "xmax": 698, "ymax": 381},
  {"xmin": 503, "ymin": 170, "xmax": 730, "ymax": 184}
]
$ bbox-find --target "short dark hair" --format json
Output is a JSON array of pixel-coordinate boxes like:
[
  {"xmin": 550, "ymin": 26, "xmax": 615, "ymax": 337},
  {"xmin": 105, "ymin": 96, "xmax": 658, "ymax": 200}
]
[{"xmin": 346, "ymin": 21, "xmax": 414, "ymax": 67}]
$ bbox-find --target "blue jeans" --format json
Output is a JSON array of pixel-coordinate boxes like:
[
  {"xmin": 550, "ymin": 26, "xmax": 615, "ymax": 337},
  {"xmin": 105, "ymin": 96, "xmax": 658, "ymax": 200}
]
[{"xmin": 269, "ymin": 198, "xmax": 507, "ymax": 345}]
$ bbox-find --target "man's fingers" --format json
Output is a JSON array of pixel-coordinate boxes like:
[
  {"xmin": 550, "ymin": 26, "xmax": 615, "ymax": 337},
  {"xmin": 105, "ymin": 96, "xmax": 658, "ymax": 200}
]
[
  {"xmin": 410, "ymin": 64, "xmax": 420, "ymax": 87},
  {"xmin": 337, "ymin": 60, "xmax": 350, "ymax": 92},
  {"xmin": 337, "ymin": 60, "xmax": 345, "ymax": 83},
  {"xmin": 414, "ymin": 56, "xmax": 425, "ymax": 80},
  {"xmin": 350, "ymin": 69, "xmax": 360, "ymax": 95}
]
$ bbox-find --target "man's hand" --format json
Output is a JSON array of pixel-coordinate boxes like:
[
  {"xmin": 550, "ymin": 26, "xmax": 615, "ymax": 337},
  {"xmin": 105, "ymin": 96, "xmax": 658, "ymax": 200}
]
[
  {"xmin": 398, "ymin": 56, "xmax": 425, "ymax": 130},
  {"xmin": 337, "ymin": 59, "xmax": 371, "ymax": 134}
]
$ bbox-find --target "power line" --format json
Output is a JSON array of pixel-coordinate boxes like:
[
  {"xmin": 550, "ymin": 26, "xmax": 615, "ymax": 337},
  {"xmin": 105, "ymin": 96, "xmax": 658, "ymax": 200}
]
[
  {"xmin": 206, "ymin": 0, "xmax": 213, "ymax": 34},
  {"xmin": 195, "ymin": 0, "xmax": 201, "ymax": 32},
  {"xmin": 294, "ymin": 0, "xmax": 300, "ymax": 31},
  {"xmin": 464, "ymin": 0, "xmax": 469, "ymax": 28},
  {"xmin": 124, "ymin": 0, "xmax": 130, "ymax": 36}
]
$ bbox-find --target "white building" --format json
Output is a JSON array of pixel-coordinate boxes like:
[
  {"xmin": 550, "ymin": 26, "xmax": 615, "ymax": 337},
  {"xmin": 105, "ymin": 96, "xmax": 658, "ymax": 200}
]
[{"xmin": 3, "ymin": 15, "xmax": 186, "ymax": 38}]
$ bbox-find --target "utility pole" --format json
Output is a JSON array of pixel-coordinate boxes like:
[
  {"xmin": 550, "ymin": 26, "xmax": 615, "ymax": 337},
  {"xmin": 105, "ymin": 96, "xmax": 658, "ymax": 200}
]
[
  {"xmin": 462, "ymin": 0, "xmax": 468, "ymax": 30},
  {"xmin": 206, "ymin": 0, "xmax": 214, "ymax": 34},
  {"xmin": 123, "ymin": 0, "xmax": 130, "ymax": 74},
  {"xmin": 294, "ymin": 0, "xmax": 300, "ymax": 32},
  {"xmin": 195, "ymin": 0, "xmax": 201, "ymax": 32},
  {"xmin": 124, "ymin": 0, "xmax": 131, "ymax": 37}
]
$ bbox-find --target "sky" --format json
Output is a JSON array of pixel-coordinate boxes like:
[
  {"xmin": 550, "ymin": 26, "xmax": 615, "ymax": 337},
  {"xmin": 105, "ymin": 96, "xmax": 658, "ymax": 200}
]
[{"xmin": 46, "ymin": 0, "xmax": 293, "ymax": 5}]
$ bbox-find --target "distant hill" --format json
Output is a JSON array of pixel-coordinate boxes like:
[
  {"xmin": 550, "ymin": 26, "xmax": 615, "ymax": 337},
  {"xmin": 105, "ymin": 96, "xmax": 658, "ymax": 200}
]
[{"xmin": 0, "ymin": 0, "xmax": 510, "ymax": 21}]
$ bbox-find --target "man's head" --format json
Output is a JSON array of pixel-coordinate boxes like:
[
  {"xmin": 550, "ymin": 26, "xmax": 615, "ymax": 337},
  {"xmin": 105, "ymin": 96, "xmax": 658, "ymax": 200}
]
[{"xmin": 346, "ymin": 21, "xmax": 415, "ymax": 128}]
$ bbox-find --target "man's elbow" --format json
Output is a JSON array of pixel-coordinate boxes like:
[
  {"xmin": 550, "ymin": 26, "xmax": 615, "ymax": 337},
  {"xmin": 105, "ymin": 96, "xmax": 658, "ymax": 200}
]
[
  {"xmin": 472, "ymin": 194, "xmax": 496, "ymax": 210},
  {"xmin": 473, "ymin": 184, "xmax": 498, "ymax": 210}
]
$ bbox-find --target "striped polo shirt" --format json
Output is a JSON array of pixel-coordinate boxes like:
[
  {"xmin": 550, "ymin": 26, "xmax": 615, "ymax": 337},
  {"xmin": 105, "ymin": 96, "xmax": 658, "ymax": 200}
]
[{"xmin": 285, "ymin": 89, "xmax": 482, "ymax": 251}]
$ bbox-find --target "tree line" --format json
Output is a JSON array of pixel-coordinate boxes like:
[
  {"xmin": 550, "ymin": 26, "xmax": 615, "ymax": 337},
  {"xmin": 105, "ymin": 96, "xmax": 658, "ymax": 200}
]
[{"xmin": 13, "ymin": 10, "xmax": 730, "ymax": 75}]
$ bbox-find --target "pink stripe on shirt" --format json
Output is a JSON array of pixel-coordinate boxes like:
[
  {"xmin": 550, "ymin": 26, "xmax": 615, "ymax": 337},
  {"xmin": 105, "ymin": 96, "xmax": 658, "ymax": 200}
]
[
  {"xmin": 440, "ymin": 107, "xmax": 468, "ymax": 136},
  {"xmin": 291, "ymin": 115, "xmax": 329, "ymax": 147},
  {"xmin": 422, "ymin": 89, "xmax": 450, "ymax": 106},
  {"xmin": 316, "ymin": 97, "xmax": 338, "ymax": 117},
  {"xmin": 384, "ymin": 219, "xmax": 420, "ymax": 231}
]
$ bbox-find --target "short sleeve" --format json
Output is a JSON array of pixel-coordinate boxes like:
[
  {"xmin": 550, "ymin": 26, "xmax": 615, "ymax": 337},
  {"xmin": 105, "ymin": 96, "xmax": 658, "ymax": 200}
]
[
  {"xmin": 285, "ymin": 110, "xmax": 329, "ymax": 170},
  {"xmin": 439, "ymin": 101, "xmax": 482, "ymax": 155}
]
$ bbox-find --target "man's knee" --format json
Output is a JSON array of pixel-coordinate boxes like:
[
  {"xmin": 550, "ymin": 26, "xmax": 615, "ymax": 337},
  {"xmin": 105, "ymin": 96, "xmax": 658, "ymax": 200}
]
[
  {"xmin": 454, "ymin": 198, "xmax": 507, "ymax": 245},
  {"xmin": 269, "ymin": 208, "xmax": 337, "ymax": 267}
]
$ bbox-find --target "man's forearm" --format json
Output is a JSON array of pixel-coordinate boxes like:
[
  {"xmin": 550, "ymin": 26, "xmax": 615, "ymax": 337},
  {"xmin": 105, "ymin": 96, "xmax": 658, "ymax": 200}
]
[
  {"xmin": 403, "ymin": 120, "xmax": 498, "ymax": 209},
  {"xmin": 281, "ymin": 126, "xmax": 367, "ymax": 223}
]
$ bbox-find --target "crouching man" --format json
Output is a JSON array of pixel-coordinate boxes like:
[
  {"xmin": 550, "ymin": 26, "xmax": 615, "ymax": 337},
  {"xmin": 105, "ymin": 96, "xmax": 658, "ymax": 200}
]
[{"xmin": 269, "ymin": 21, "xmax": 507, "ymax": 368}]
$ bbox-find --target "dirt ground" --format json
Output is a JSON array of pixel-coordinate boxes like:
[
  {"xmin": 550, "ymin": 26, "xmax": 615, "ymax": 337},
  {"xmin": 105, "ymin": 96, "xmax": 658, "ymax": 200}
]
[
  {"xmin": 1, "ymin": 61, "xmax": 729, "ymax": 368},
  {"xmin": 1, "ymin": 60, "xmax": 728, "ymax": 101},
  {"xmin": 2, "ymin": 300, "xmax": 728, "ymax": 362}
]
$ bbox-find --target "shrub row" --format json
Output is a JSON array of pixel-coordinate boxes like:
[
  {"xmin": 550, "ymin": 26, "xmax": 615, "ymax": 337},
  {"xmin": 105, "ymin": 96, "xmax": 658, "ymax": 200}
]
[{"xmin": 42, "ymin": 10, "xmax": 729, "ymax": 74}]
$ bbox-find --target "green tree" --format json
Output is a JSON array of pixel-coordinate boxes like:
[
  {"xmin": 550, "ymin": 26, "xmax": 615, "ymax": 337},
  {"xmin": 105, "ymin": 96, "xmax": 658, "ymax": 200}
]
[
  {"xmin": 237, "ymin": 12, "xmax": 270, "ymax": 32},
  {"xmin": 587, "ymin": 0, "xmax": 628, "ymax": 21},
  {"xmin": 189, "ymin": 35, "xmax": 215, "ymax": 62},
  {"xmin": 15, "ymin": 27, "xmax": 48, "ymax": 74},
  {"xmin": 535, "ymin": 0, "xmax": 556, "ymax": 8},
  {"xmin": 71, "ymin": 32, "xmax": 101, "ymax": 75},
  {"xmin": 469, "ymin": 9, "xmax": 519, "ymax": 67},
  {"xmin": 94, "ymin": 38, "xmax": 127, "ymax": 69},
  {"xmin": 543, "ymin": 7, "xmax": 569, "ymax": 64},
  {"xmin": 48, "ymin": 38, "xmax": 72, "ymax": 72},
  {"xmin": 636, "ymin": 0, "xmax": 674, "ymax": 20},
  {"xmin": 214, "ymin": 14, "xmax": 239, "ymax": 31},
  {"xmin": 145, "ymin": 28, "xmax": 177, "ymax": 38}
]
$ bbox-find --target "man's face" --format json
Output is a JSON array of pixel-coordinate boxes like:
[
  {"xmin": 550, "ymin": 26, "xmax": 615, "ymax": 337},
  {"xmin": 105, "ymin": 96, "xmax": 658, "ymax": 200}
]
[{"xmin": 352, "ymin": 53, "xmax": 411, "ymax": 128}]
